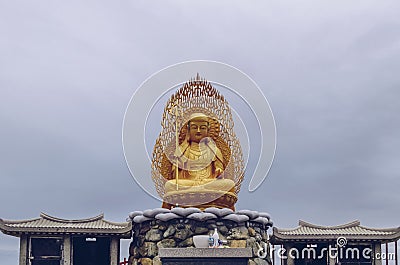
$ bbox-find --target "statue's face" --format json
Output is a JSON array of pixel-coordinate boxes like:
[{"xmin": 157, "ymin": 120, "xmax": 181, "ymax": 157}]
[{"xmin": 188, "ymin": 120, "xmax": 209, "ymax": 143}]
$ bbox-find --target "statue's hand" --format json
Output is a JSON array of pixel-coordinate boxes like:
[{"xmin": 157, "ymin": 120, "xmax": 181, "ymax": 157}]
[
  {"xmin": 169, "ymin": 154, "xmax": 184, "ymax": 168},
  {"xmin": 215, "ymin": 169, "xmax": 224, "ymax": 179}
]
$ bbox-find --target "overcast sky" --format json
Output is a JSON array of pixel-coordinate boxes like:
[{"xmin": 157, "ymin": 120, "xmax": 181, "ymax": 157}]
[{"xmin": 1, "ymin": 0, "xmax": 399, "ymax": 264}]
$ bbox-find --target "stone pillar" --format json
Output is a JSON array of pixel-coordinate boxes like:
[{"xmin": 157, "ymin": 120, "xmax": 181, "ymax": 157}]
[
  {"xmin": 19, "ymin": 235, "xmax": 28, "ymax": 265},
  {"xmin": 329, "ymin": 244, "xmax": 336, "ymax": 265},
  {"xmin": 110, "ymin": 238, "xmax": 120, "ymax": 265},
  {"xmin": 374, "ymin": 243, "xmax": 382, "ymax": 265},
  {"xmin": 286, "ymin": 245, "xmax": 294, "ymax": 265},
  {"xmin": 63, "ymin": 235, "xmax": 71, "ymax": 265}
]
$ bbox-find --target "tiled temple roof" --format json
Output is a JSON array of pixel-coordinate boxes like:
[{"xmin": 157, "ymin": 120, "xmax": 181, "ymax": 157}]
[
  {"xmin": 271, "ymin": 220, "xmax": 400, "ymax": 243},
  {"xmin": 0, "ymin": 213, "xmax": 132, "ymax": 237}
]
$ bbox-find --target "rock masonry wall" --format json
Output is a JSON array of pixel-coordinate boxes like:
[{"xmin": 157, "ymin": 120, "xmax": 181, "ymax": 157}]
[{"xmin": 127, "ymin": 207, "xmax": 273, "ymax": 265}]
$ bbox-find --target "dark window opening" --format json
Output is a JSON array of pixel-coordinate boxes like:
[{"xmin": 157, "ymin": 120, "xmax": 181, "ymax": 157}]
[
  {"xmin": 72, "ymin": 236, "xmax": 110, "ymax": 265},
  {"xmin": 30, "ymin": 237, "xmax": 62, "ymax": 265},
  {"xmin": 293, "ymin": 243, "xmax": 329, "ymax": 265},
  {"xmin": 339, "ymin": 245, "xmax": 372, "ymax": 265}
]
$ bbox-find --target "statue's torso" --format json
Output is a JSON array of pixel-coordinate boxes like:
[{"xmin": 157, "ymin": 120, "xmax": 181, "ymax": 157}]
[{"xmin": 182, "ymin": 143, "xmax": 215, "ymax": 180}]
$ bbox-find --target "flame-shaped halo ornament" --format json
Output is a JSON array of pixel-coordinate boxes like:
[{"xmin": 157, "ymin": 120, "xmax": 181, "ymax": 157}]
[{"xmin": 152, "ymin": 74, "xmax": 244, "ymax": 210}]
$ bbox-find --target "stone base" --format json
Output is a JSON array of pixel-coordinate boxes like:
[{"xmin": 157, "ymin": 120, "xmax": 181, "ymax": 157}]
[
  {"xmin": 127, "ymin": 208, "xmax": 272, "ymax": 265},
  {"xmin": 159, "ymin": 247, "xmax": 252, "ymax": 258}
]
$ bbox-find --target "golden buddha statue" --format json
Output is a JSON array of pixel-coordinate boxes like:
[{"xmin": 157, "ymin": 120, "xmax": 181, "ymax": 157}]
[
  {"xmin": 151, "ymin": 74, "xmax": 244, "ymax": 210},
  {"xmin": 164, "ymin": 113, "xmax": 235, "ymax": 194}
]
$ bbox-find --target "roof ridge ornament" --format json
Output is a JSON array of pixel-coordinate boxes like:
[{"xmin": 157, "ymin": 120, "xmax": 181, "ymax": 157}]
[
  {"xmin": 298, "ymin": 219, "xmax": 361, "ymax": 229},
  {"xmin": 40, "ymin": 212, "xmax": 104, "ymax": 223}
]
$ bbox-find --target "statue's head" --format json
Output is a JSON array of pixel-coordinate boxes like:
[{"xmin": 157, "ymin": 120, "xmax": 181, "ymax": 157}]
[{"xmin": 187, "ymin": 113, "xmax": 209, "ymax": 143}]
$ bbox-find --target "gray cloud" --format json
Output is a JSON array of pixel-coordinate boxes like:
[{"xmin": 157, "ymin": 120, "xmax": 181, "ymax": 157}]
[{"xmin": 1, "ymin": 0, "xmax": 399, "ymax": 263}]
